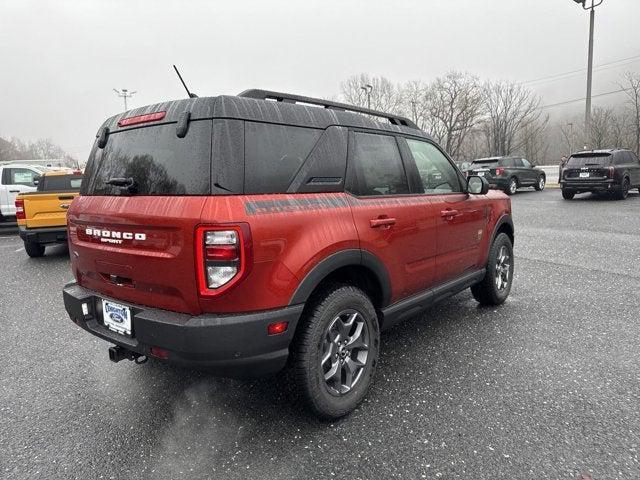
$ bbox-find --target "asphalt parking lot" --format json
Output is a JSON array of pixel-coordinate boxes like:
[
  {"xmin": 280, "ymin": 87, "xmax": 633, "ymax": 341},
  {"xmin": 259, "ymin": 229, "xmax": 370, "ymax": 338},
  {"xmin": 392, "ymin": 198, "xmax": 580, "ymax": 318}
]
[{"xmin": 1, "ymin": 188, "xmax": 639, "ymax": 480}]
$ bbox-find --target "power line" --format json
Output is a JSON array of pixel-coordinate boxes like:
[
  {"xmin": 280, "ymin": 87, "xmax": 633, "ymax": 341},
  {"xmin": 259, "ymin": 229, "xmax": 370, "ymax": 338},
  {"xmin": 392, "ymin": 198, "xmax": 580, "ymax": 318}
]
[
  {"xmin": 539, "ymin": 88, "xmax": 628, "ymax": 110},
  {"xmin": 518, "ymin": 53, "xmax": 640, "ymax": 86}
]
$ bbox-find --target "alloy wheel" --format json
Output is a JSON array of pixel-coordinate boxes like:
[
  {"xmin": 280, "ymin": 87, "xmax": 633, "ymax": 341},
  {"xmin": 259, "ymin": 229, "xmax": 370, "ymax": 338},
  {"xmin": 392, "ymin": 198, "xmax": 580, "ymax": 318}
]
[
  {"xmin": 494, "ymin": 245, "xmax": 511, "ymax": 291},
  {"xmin": 321, "ymin": 309, "xmax": 370, "ymax": 395},
  {"xmin": 509, "ymin": 179, "xmax": 517, "ymax": 194},
  {"xmin": 539, "ymin": 177, "xmax": 545, "ymax": 190}
]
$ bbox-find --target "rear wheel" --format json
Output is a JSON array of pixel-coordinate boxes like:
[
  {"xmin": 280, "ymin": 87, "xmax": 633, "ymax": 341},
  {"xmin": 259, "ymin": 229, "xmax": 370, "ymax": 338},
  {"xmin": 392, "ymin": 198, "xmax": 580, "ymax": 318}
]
[
  {"xmin": 616, "ymin": 178, "xmax": 630, "ymax": 200},
  {"xmin": 24, "ymin": 241, "xmax": 45, "ymax": 258},
  {"xmin": 505, "ymin": 177, "xmax": 518, "ymax": 195},
  {"xmin": 562, "ymin": 189, "xmax": 575, "ymax": 200},
  {"xmin": 294, "ymin": 284, "xmax": 380, "ymax": 419},
  {"xmin": 534, "ymin": 175, "xmax": 546, "ymax": 191},
  {"xmin": 471, "ymin": 233, "xmax": 514, "ymax": 306}
]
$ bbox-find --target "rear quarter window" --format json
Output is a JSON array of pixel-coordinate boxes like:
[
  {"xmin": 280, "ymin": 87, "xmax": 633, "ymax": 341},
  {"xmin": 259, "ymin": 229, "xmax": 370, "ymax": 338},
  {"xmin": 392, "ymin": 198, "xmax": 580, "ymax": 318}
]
[
  {"xmin": 244, "ymin": 122, "xmax": 322, "ymax": 194},
  {"xmin": 82, "ymin": 120, "xmax": 212, "ymax": 196}
]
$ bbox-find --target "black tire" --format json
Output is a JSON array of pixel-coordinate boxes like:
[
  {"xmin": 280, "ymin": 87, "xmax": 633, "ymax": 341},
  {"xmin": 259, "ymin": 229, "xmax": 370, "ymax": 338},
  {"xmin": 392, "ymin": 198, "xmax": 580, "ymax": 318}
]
[
  {"xmin": 616, "ymin": 178, "xmax": 630, "ymax": 200},
  {"xmin": 24, "ymin": 241, "xmax": 45, "ymax": 258},
  {"xmin": 562, "ymin": 189, "xmax": 575, "ymax": 200},
  {"xmin": 293, "ymin": 284, "xmax": 380, "ymax": 419},
  {"xmin": 471, "ymin": 233, "xmax": 514, "ymax": 306},
  {"xmin": 504, "ymin": 177, "xmax": 518, "ymax": 195},
  {"xmin": 534, "ymin": 175, "xmax": 546, "ymax": 191}
]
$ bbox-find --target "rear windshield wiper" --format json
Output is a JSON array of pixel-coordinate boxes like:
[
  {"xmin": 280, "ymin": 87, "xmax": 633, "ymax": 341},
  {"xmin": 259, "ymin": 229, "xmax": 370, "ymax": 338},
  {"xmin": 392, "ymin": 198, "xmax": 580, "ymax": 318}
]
[{"xmin": 106, "ymin": 177, "xmax": 138, "ymax": 195}]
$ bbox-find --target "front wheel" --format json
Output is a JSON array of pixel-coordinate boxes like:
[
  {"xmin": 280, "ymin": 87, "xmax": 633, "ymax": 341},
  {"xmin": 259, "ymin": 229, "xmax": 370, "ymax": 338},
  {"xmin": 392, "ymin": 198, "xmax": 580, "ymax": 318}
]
[
  {"xmin": 24, "ymin": 241, "xmax": 45, "ymax": 258},
  {"xmin": 534, "ymin": 175, "xmax": 546, "ymax": 191},
  {"xmin": 562, "ymin": 189, "xmax": 575, "ymax": 200},
  {"xmin": 504, "ymin": 177, "xmax": 518, "ymax": 195},
  {"xmin": 293, "ymin": 284, "xmax": 380, "ymax": 419},
  {"xmin": 471, "ymin": 233, "xmax": 514, "ymax": 306}
]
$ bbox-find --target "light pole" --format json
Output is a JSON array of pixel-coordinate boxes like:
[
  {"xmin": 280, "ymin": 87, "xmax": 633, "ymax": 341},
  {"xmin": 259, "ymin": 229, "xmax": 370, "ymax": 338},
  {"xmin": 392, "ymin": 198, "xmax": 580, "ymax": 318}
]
[
  {"xmin": 567, "ymin": 122, "xmax": 574, "ymax": 155},
  {"xmin": 113, "ymin": 88, "xmax": 137, "ymax": 111},
  {"xmin": 360, "ymin": 84, "xmax": 373, "ymax": 110},
  {"xmin": 573, "ymin": 0, "xmax": 604, "ymax": 144}
]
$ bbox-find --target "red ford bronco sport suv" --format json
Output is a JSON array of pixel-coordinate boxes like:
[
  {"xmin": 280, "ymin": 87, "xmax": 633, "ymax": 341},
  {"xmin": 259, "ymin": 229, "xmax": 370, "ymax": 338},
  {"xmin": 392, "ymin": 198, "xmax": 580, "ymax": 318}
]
[{"xmin": 63, "ymin": 90, "xmax": 514, "ymax": 418}]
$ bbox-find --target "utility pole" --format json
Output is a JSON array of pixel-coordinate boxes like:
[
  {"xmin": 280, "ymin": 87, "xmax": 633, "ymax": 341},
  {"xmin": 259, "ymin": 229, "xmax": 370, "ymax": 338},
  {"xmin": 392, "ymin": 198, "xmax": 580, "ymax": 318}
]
[
  {"xmin": 572, "ymin": 0, "xmax": 604, "ymax": 145},
  {"xmin": 360, "ymin": 84, "xmax": 373, "ymax": 110},
  {"xmin": 113, "ymin": 88, "xmax": 137, "ymax": 111},
  {"xmin": 567, "ymin": 122, "xmax": 574, "ymax": 155}
]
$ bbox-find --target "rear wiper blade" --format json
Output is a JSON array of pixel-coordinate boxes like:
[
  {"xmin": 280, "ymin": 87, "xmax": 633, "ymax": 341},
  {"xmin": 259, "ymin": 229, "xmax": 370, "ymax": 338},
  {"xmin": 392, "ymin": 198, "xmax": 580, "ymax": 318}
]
[{"xmin": 106, "ymin": 177, "xmax": 137, "ymax": 194}]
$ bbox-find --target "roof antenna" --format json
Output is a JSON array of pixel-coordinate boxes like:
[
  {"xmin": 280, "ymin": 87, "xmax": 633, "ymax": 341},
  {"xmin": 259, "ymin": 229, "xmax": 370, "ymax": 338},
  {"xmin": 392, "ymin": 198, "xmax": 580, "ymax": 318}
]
[{"xmin": 173, "ymin": 65, "xmax": 198, "ymax": 98}]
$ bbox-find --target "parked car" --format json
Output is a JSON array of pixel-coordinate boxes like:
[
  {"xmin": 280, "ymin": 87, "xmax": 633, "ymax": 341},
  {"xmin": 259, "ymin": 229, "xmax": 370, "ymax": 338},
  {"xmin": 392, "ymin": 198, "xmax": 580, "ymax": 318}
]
[
  {"xmin": 0, "ymin": 163, "xmax": 44, "ymax": 219},
  {"xmin": 560, "ymin": 149, "xmax": 640, "ymax": 200},
  {"xmin": 465, "ymin": 156, "xmax": 546, "ymax": 195},
  {"xmin": 62, "ymin": 90, "xmax": 514, "ymax": 418},
  {"xmin": 16, "ymin": 170, "xmax": 83, "ymax": 257}
]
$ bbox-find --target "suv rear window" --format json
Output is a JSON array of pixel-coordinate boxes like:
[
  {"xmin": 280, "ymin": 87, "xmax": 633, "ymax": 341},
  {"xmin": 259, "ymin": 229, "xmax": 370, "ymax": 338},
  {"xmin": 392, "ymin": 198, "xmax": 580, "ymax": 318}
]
[
  {"xmin": 37, "ymin": 174, "xmax": 83, "ymax": 192},
  {"xmin": 472, "ymin": 159, "xmax": 500, "ymax": 168},
  {"xmin": 566, "ymin": 154, "xmax": 612, "ymax": 168},
  {"xmin": 82, "ymin": 121, "xmax": 212, "ymax": 196}
]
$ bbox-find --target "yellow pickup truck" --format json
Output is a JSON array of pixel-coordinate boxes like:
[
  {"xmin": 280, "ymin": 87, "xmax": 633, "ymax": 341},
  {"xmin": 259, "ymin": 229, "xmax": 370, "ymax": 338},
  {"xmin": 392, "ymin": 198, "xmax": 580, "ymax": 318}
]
[{"xmin": 16, "ymin": 170, "xmax": 83, "ymax": 257}]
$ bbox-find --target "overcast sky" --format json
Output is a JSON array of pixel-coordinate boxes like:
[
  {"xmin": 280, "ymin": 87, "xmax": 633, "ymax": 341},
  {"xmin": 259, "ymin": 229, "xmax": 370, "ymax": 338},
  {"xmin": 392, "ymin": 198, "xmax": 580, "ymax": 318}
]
[{"xmin": 1, "ymin": 0, "xmax": 639, "ymax": 161}]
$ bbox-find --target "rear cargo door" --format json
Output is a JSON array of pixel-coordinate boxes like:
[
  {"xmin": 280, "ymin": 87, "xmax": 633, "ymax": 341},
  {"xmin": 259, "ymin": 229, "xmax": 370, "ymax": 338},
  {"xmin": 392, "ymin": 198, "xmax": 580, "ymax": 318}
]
[{"xmin": 69, "ymin": 120, "xmax": 213, "ymax": 315}]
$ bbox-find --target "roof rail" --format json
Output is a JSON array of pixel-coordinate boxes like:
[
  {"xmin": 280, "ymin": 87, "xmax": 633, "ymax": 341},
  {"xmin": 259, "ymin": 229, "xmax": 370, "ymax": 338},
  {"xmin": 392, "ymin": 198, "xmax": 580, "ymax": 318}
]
[{"xmin": 238, "ymin": 89, "xmax": 419, "ymax": 129}]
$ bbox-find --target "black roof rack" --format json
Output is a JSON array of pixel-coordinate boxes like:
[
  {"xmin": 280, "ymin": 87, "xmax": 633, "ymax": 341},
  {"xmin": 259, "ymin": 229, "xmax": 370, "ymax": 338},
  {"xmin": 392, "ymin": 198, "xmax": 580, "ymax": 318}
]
[{"xmin": 238, "ymin": 89, "xmax": 419, "ymax": 129}]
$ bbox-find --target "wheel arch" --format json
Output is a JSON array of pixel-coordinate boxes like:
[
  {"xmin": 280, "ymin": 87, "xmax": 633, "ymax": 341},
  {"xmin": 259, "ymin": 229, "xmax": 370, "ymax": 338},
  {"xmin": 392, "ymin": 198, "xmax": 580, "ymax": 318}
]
[
  {"xmin": 491, "ymin": 214, "xmax": 514, "ymax": 246},
  {"xmin": 288, "ymin": 249, "xmax": 392, "ymax": 310}
]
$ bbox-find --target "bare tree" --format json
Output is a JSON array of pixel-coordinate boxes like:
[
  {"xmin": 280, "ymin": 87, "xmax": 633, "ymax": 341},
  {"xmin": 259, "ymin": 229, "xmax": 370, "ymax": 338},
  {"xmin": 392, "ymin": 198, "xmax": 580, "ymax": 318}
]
[
  {"xmin": 340, "ymin": 74, "xmax": 403, "ymax": 114},
  {"xmin": 420, "ymin": 72, "xmax": 485, "ymax": 161},
  {"xmin": 400, "ymin": 80, "xmax": 428, "ymax": 128},
  {"xmin": 619, "ymin": 72, "xmax": 640, "ymax": 156},
  {"xmin": 588, "ymin": 106, "xmax": 614, "ymax": 149},
  {"xmin": 519, "ymin": 117, "xmax": 549, "ymax": 165},
  {"xmin": 480, "ymin": 80, "xmax": 545, "ymax": 157}
]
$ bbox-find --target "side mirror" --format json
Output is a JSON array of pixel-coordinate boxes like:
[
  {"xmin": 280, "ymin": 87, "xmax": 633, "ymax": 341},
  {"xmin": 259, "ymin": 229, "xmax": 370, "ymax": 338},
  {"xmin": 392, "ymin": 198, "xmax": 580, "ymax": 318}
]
[
  {"xmin": 33, "ymin": 176, "xmax": 41, "ymax": 186},
  {"xmin": 467, "ymin": 175, "xmax": 489, "ymax": 195}
]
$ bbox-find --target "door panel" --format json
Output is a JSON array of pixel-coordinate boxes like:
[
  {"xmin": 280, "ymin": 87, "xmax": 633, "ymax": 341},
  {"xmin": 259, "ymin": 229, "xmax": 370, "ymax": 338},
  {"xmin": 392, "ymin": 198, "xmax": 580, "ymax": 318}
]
[
  {"xmin": 2, "ymin": 168, "xmax": 38, "ymax": 215},
  {"xmin": 346, "ymin": 131, "xmax": 439, "ymax": 302},
  {"xmin": 432, "ymin": 193, "xmax": 487, "ymax": 284}
]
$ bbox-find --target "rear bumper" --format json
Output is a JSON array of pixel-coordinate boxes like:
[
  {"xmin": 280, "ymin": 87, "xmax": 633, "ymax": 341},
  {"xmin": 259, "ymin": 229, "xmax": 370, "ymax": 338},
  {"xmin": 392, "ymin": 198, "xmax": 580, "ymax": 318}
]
[
  {"xmin": 560, "ymin": 180, "xmax": 619, "ymax": 192},
  {"xmin": 19, "ymin": 225, "xmax": 67, "ymax": 244},
  {"xmin": 62, "ymin": 282, "xmax": 303, "ymax": 377}
]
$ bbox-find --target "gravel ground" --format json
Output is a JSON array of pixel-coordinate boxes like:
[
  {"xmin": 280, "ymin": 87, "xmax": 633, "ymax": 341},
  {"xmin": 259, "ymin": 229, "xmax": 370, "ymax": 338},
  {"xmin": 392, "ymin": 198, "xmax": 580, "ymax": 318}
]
[{"xmin": 1, "ymin": 188, "xmax": 639, "ymax": 479}]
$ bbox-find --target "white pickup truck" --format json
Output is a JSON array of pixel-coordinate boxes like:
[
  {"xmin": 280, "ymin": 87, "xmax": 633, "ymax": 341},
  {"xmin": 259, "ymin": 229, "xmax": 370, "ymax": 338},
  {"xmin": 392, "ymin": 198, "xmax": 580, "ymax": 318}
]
[{"xmin": 0, "ymin": 164, "xmax": 44, "ymax": 218}]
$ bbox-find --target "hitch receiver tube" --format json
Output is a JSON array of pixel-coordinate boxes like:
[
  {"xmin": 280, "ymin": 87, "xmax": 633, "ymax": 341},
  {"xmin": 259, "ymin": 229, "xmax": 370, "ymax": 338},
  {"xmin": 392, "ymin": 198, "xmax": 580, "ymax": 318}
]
[{"xmin": 108, "ymin": 345, "xmax": 145, "ymax": 363}]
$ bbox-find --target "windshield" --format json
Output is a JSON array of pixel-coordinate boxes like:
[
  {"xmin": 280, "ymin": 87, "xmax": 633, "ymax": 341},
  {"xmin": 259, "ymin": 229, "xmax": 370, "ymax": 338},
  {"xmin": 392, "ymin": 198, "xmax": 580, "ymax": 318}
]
[
  {"xmin": 81, "ymin": 121, "xmax": 212, "ymax": 196},
  {"xmin": 566, "ymin": 154, "xmax": 611, "ymax": 168}
]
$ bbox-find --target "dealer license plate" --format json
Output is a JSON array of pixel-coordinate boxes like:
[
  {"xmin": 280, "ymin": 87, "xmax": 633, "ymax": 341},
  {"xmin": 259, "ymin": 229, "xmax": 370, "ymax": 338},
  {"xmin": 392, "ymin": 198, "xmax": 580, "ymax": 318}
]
[
  {"xmin": 579, "ymin": 172, "xmax": 590, "ymax": 178},
  {"xmin": 102, "ymin": 299, "xmax": 132, "ymax": 336}
]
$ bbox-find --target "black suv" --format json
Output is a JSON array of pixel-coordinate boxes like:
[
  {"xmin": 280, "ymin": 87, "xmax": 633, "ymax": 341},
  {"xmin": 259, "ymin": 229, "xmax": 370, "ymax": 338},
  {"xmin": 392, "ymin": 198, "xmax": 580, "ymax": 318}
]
[
  {"xmin": 465, "ymin": 156, "xmax": 546, "ymax": 195},
  {"xmin": 560, "ymin": 149, "xmax": 640, "ymax": 200}
]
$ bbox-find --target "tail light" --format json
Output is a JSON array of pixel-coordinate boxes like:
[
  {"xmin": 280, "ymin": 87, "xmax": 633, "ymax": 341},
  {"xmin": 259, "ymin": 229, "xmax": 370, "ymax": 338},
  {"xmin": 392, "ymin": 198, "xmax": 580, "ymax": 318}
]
[
  {"xmin": 495, "ymin": 167, "xmax": 505, "ymax": 176},
  {"xmin": 15, "ymin": 198, "xmax": 25, "ymax": 220},
  {"xmin": 195, "ymin": 225, "xmax": 252, "ymax": 297},
  {"xmin": 608, "ymin": 166, "xmax": 615, "ymax": 179}
]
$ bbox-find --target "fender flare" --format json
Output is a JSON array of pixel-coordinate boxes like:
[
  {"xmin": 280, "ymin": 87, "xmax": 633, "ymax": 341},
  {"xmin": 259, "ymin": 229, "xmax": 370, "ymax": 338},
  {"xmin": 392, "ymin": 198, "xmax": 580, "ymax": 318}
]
[
  {"xmin": 491, "ymin": 214, "xmax": 514, "ymax": 245},
  {"xmin": 288, "ymin": 249, "xmax": 392, "ymax": 307}
]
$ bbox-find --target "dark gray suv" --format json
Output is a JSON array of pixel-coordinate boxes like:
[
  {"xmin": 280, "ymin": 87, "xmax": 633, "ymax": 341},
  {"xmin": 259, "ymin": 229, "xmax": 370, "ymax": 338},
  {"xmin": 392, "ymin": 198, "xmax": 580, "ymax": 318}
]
[
  {"xmin": 465, "ymin": 156, "xmax": 546, "ymax": 195},
  {"xmin": 560, "ymin": 149, "xmax": 640, "ymax": 200}
]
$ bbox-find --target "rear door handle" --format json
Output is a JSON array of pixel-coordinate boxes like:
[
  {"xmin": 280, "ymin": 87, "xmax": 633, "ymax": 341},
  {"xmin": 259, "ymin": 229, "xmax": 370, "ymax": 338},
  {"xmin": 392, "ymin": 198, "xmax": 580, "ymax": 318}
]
[
  {"xmin": 370, "ymin": 217, "xmax": 396, "ymax": 228},
  {"xmin": 441, "ymin": 209, "xmax": 459, "ymax": 218}
]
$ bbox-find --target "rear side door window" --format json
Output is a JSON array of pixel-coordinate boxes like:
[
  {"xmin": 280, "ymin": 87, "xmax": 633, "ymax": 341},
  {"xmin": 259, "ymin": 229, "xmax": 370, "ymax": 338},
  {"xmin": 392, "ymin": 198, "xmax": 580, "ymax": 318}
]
[
  {"xmin": 347, "ymin": 132, "xmax": 409, "ymax": 196},
  {"xmin": 404, "ymin": 139, "xmax": 461, "ymax": 194}
]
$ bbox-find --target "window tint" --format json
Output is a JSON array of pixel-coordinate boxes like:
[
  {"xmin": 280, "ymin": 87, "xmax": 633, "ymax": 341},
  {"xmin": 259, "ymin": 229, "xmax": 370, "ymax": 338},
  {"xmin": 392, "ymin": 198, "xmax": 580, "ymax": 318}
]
[
  {"xmin": 501, "ymin": 158, "xmax": 515, "ymax": 167},
  {"xmin": 37, "ymin": 174, "xmax": 84, "ymax": 192},
  {"xmin": 521, "ymin": 158, "xmax": 532, "ymax": 168},
  {"xmin": 9, "ymin": 168, "xmax": 38, "ymax": 186},
  {"xmin": 614, "ymin": 152, "xmax": 631, "ymax": 165},
  {"xmin": 349, "ymin": 133, "xmax": 409, "ymax": 196},
  {"xmin": 566, "ymin": 155, "xmax": 612, "ymax": 168},
  {"xmin": 406, "ymin": 139, "xmax": 461, "ymax": 194},
  {"xmin": 82, "ymin": 121, "xmax": 212, "ymax": 196},
  {"xmin": 244, "ymin": 122, "xmax": 322, "ymax": 194}
]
